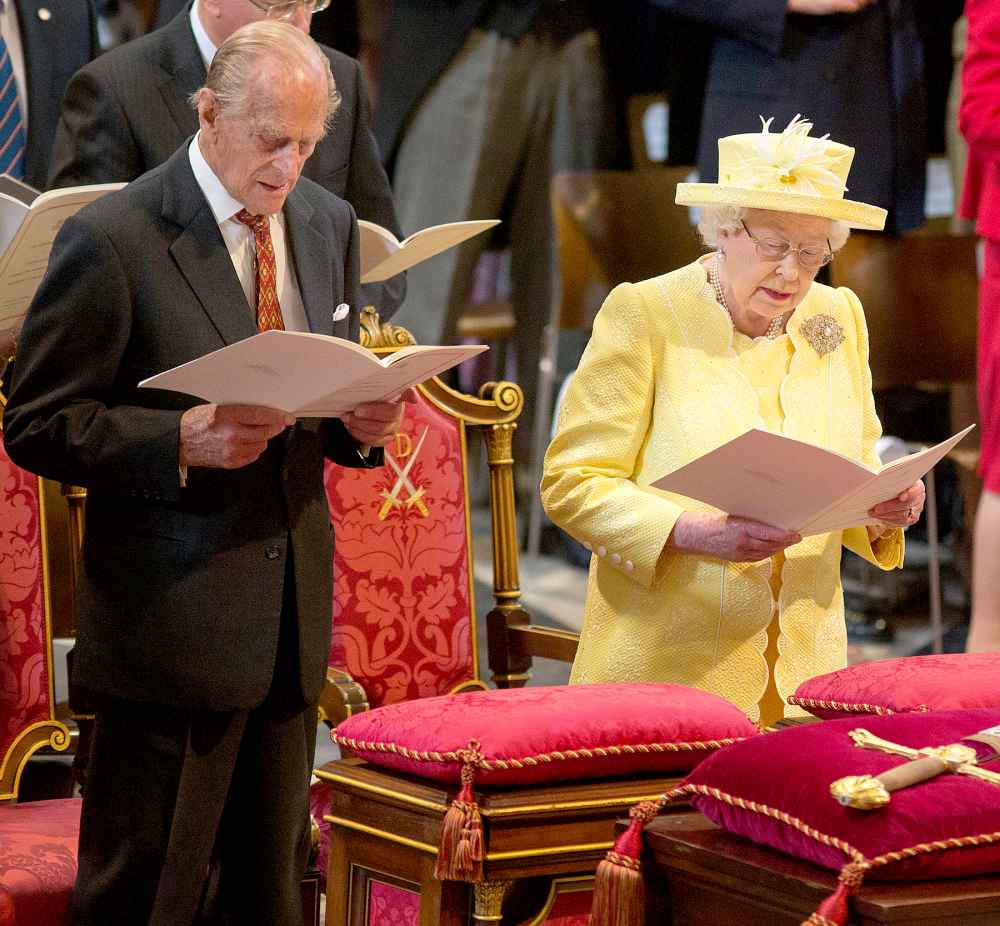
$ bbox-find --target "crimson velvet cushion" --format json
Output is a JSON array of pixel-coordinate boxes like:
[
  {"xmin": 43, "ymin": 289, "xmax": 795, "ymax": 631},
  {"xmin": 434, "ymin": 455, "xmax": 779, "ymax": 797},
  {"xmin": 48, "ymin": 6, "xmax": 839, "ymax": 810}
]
[
  {"xmin": 789, "ymin": 653, "xmax": 1000, "ymax": 718},
  {"xmin": 332, "ymin": 682, "xmax": 758, "ymax": 786},
  {"xmin": 593, "ymin": 709, "xmax": 1000, "ymax": 926},
  {"xmin": 674, "ymin": 709, "xmax": 1000, "ymax": 926}
]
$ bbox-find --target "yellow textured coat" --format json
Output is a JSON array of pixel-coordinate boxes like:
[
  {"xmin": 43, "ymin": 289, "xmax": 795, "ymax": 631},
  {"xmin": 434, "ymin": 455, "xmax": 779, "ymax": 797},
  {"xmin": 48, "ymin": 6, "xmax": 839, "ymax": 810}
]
[{"xmin": 541, "ymin": 259, "xmax": 903, "ymax": 722}]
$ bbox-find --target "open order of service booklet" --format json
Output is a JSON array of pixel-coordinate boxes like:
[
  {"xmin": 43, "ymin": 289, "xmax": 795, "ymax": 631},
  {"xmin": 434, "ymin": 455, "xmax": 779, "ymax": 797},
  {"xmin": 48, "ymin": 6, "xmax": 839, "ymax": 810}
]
[
  {"xmin": 651, "ymin": 425, "xmax": 976, "ymax": 537},
  {"xmin": 0, "ymin": 177, "xmax": 125, "ymax": 335},
  {"xmin": 139, "ymin": 330, "xmax": 487, "ymax": 417},
  {"xmin": 359, "ymin": 219, "xmax": 500, "ymax": 283}
]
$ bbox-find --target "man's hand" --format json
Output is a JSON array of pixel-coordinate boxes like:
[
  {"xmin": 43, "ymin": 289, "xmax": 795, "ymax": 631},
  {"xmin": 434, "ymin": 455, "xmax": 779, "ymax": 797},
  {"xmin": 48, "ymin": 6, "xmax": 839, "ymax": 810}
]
[
  {"xmin": 179, "ymin": 404, "xmax": 294, "ymax": 469},
  {"xmin": 788, "ymin": 0, "xmax": 875, "ymax": 13},
  {"xmin": 341, "ymin": 387, "xmax": 418, "ymax": 447},
  {"xmin": 669, "ymin": 511, "xmax": 801, "ymax": 563}
]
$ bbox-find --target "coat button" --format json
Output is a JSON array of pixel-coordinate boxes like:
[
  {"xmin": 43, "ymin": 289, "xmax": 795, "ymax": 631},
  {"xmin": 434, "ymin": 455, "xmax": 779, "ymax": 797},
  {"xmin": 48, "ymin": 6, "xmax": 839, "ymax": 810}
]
[
  {"xmin": 610, "ymin": 553, "xmax": 621, "ymax": 565},
  {"xmin": 624, "ymin": 560, "xmax": 634, "ymax": 573},
  {"xmin": 265, "ymin": 546, "xmax": 281, "ymax": 560},
  {"xmin": 597, "ymin": 546, "xmax": 607, "ymax": 558}
]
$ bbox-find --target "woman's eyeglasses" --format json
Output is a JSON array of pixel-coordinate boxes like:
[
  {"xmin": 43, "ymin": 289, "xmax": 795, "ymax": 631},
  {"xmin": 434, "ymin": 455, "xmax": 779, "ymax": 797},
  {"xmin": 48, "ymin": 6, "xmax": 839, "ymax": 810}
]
[
  {"xmin": 245, "ymin": 0, "xmax": 331, "ymax": 20},
  {"xmin": 740, "ymin": 220, "xmax": 834, "ymax": 271}
]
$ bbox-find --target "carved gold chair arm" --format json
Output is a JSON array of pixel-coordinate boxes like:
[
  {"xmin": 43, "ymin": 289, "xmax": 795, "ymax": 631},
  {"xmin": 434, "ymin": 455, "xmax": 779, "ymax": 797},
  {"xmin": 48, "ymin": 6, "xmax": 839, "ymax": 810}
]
[{"xmin": 318, "ymin": 667, "xmax": 369, "ymax": 728}]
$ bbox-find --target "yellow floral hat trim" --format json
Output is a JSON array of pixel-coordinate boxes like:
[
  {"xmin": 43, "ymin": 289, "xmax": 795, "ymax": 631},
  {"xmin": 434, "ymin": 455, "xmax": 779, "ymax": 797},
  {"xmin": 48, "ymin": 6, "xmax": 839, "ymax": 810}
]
[{"xmin": 676, "ymin": 115, "xmax": 887, "ymax": 230}]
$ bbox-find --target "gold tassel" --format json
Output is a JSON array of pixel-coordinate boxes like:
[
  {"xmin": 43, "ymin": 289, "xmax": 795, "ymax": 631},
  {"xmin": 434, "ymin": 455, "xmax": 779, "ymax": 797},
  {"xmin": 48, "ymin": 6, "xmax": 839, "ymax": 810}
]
[
  {"xmin": 590, "ymin": 799, "xmax": 667, "ymax": 926},
  {"xmin": 435, "ymin": 741, "xmax": 485, "ymax": 882},
  {"xmin": 801, "ymin": 860, "xmax": 869, "ymax": 926}
]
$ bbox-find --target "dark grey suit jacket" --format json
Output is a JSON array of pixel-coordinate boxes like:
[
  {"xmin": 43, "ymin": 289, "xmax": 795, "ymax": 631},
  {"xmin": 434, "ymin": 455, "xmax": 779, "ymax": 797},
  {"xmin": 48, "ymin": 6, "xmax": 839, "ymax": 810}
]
[
  {"xmin": 12, "ymin": 0, "xmax": 98, "ymax": 189},
  {"xmin": 652, "ymin": 0, "xmax": 926, "ymax": 233},
  {"xmin": 46, "ymin": 3, "xmax": 404, "ymax": 315},
  {"xmin": 3, "ymin": 144, "xmax": 378, "ymax": 711}
]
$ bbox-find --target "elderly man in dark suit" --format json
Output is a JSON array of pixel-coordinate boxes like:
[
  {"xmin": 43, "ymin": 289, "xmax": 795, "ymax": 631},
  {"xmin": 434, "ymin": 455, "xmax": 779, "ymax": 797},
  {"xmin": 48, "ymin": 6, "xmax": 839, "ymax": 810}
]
[
  {"xmin": 47, "ymin": 0, "xmax": 404, "ymax": 317},
  {"xmin": 0, "ymin": 0, "xmax": 98, "ymax": 188},
  {"xmin": 653, "ymin": 0, "xmax": 927, "ymax": 234},
  {"xmin": 4, "ymin": 20, "xmax": 406, "ymax": 925}
]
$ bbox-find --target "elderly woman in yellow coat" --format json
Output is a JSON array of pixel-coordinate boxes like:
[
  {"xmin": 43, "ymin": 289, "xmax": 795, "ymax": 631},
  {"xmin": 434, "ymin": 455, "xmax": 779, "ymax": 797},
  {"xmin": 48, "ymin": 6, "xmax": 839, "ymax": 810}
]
[{"xmin": 541, "ymin": 116, "xmax": 926, "ymax": 726}]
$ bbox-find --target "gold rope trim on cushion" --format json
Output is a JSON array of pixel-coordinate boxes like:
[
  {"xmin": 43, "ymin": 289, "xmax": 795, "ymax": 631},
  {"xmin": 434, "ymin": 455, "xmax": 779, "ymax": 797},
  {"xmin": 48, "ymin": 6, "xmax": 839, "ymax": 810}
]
[
  {"xmin": 785, "ymin": 696, "xmax": 898, "ymax": 716},
  {"xmin": 684, "ymin": 784, "xmax": 867, "ymax": 863},
  {"xmin": 689, "ymin": 783, "xmax": 1000, "ymax": 873},
  {"xmin": 871, "ymin": 830, "xmax": 1000, "ymax": 867},
  {"xmin": 331, "ymin": 735, "xmax": 747, "ymax": 769}
]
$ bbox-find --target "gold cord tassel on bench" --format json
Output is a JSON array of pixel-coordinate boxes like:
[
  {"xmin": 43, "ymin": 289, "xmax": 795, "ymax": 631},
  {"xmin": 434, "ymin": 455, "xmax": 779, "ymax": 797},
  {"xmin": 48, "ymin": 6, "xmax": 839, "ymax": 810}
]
[{"xmin": 435, "ymin": 740, "xmax": 485, "ymax": 882}]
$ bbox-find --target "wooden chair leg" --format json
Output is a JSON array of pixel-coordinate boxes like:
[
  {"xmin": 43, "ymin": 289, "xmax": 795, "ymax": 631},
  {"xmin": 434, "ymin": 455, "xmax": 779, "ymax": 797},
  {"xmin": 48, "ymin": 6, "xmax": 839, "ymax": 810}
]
[
  {"xmin": 416, "ymin": 863, "xmax": 468, "ymax": 926},
  {"xmin": 325, "ymin": 825, "xmax": 351, "ymax": 925}
]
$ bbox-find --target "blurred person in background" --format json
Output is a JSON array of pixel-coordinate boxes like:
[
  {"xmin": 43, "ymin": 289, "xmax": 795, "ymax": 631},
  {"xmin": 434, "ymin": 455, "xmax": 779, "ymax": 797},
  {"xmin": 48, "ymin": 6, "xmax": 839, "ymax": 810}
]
[
  {"xmin": 652, "ymin": 0, "xmax": 926, "ymax": 235},
  {"xmin": 959, "ymin": 0, "xmax": 1000, "ymax": 654},
  {"xmin": 0, "ymin": 0, "xmax": 98, "ymax": 189},
  {"xmin": 373, "ymin": 1, "xmax": 629, "ymax": 463}
]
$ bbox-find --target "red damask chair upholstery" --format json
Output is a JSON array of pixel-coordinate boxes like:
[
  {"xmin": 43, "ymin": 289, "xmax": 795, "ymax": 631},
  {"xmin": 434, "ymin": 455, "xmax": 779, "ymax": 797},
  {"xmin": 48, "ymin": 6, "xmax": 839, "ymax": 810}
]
[
  {"xmin": 318, "ymin": 309, "xmax": 524, "ymax": 722},
  {"xmin": 0, "ymin": 413, "xmax": 79, "ymax": 926}
]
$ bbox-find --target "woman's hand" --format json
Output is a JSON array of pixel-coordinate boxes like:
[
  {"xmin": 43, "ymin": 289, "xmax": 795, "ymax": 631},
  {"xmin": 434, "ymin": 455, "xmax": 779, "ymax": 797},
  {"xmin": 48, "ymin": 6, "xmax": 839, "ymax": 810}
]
[
  {"xmin": 866, "ymin": 479, "xmax": 925, "ymax": 539},
  {"xmin": 670, "ymin": 511, "xmax": 801, "ymax": 563}
]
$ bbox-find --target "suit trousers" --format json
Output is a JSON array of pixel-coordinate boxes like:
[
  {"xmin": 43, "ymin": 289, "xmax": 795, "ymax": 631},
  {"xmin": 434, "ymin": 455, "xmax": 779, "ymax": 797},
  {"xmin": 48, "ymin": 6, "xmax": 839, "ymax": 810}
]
[
  {"xmin": 389, "ymin": 25, "xmax": 618, "ymax": 460},
  {"xmin": 71, "ymin": 554, "xmax": 318, "ymax": 926}
]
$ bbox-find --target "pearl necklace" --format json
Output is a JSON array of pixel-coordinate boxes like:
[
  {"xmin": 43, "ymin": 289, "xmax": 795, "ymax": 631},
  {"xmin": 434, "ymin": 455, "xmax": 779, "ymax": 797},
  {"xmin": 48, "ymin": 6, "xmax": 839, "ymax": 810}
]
[{"xmin": 711, "ymin": 255, "xmax": 787, "ymax": 339}]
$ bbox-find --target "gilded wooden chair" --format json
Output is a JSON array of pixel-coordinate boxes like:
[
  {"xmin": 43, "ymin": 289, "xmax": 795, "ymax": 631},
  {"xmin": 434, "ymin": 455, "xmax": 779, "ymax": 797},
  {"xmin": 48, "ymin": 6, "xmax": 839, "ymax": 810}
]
[
  {"xmin": 318, "ymin": 308, "xmax": 523, "ymax": 725},
  {"xmin": 0, "ymin": 406, "xmax": 80, "ymax": 925}
]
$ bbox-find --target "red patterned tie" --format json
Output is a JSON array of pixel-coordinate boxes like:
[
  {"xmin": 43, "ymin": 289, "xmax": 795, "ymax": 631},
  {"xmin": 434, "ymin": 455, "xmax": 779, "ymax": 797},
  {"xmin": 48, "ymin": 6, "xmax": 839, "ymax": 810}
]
[{"xmin": 236, "ymin": 209, "xmax": 284, "ymax": 331}]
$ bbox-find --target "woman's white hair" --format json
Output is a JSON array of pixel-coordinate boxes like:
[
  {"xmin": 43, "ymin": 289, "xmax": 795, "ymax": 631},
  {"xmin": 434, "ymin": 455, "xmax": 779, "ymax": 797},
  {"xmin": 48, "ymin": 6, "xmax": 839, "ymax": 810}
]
[
  {"xmin": 191, "ymin": 20, "xmax": 341, "ymax": 129},
  {"xmin": 697, "ymin": 204, "xmax": 850, "ymax": 252}
]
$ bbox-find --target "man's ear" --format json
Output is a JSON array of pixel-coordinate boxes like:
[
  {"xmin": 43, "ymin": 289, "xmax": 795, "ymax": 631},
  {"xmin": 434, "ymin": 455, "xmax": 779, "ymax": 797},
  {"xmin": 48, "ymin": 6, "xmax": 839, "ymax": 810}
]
[{"xmin": 196, "ymin": 89, "xmax": 219, "ymax": 131}]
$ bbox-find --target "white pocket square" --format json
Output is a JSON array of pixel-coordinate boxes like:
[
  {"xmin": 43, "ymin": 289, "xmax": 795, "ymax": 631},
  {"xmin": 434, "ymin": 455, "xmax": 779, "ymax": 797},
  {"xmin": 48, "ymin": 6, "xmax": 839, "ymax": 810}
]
[{"xmin": 332, "ymin": 303, "xmax": 350, "ymax": 322}]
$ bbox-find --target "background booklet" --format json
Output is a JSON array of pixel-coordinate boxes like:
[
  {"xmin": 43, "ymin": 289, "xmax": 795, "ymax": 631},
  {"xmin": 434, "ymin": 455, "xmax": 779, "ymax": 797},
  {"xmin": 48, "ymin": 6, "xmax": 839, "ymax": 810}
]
[
  {"xmin": 651, "ymin": 425, "xmax": 975, "ymax": 536},
  {"xmin": 0, "ymin": 179, "xmax": 125, "ymax": 334},
  {"xmin": 139, "ymin": 330, "xmax": 488, "ymax": 416},
  {"xmin": 358, "ymin": 218, "xmax": 500, "ymax": 283}
]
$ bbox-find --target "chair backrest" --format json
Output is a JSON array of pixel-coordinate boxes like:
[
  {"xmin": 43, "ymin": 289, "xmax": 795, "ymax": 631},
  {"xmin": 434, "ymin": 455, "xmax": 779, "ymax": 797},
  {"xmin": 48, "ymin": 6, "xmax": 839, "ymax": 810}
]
[
  {"xmin": 828, "ymin": 233, "xmax": 978, "ymax": 391},
  {"xmin": 551, "ymin": 168, "xmax": 705, "ymax": 332},
  {"xmin": 320, "ymin": 310, "xmax": 526, "ymax": 721},
  {"xmin": 0, "ymin": 422, "xmax": 71, "ymax": 801}
]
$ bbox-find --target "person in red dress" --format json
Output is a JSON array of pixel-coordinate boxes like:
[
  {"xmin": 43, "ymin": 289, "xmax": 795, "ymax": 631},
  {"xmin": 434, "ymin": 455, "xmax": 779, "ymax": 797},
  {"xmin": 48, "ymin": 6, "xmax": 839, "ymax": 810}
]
[{"xmin": 960, "ymin": 0, "xmax": 1000, "ymax": 652}]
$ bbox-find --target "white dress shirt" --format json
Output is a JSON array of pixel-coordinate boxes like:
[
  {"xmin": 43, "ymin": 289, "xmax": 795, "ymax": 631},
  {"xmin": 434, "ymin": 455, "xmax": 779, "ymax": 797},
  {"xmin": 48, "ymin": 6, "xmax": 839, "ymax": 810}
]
[
  {"xmin": 188, "ymin": 133, "xmax": 310, "ymax": 333},
  {"xmin": 189, "ymin": 0, "xmax": 216, "ymax": 72}
]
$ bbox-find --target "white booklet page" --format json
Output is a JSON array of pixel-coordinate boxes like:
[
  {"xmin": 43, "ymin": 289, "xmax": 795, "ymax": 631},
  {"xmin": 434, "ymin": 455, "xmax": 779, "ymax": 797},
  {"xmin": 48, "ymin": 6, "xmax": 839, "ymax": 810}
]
[
  {"xmin": 139, "ymin": 330, "xmax": 487, "ymax": 416},
  {"xmin": 651, "ymin": 425, "xmax": 975, "ymax": 536}
]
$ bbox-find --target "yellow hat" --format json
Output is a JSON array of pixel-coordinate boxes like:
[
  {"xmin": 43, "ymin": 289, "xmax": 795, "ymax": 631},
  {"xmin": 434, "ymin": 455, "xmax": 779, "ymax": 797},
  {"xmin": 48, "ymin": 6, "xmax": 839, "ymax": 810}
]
[{"xmin": 675, "ymin": 115, "xmax": 887, "ymax": 231}]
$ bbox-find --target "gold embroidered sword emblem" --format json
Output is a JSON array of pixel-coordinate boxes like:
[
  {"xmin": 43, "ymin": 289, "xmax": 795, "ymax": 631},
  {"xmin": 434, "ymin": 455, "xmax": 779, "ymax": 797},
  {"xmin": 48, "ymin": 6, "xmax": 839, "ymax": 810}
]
[{"xmin": 378, "ymin": 425, "xmax": 430, "ymax": 520}]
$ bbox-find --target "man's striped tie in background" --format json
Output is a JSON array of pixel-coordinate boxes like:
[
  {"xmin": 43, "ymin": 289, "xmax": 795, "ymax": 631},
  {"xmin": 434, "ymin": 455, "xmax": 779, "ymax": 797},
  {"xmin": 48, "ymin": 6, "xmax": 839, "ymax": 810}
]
[{"xmin": 0, "ymin": 2, "xmax": 25, "ymax": 180}]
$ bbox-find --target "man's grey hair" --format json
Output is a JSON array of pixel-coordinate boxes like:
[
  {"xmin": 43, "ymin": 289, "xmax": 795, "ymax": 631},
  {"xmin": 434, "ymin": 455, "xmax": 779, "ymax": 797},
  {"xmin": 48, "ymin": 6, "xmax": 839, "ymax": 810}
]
[
  {"xmin": 190, "ymin": 20, "xmax": 340, "ymax": 129},
  {"xmin": 697, "ymin": 204, "xmax": 850, "ymax": 252}
]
